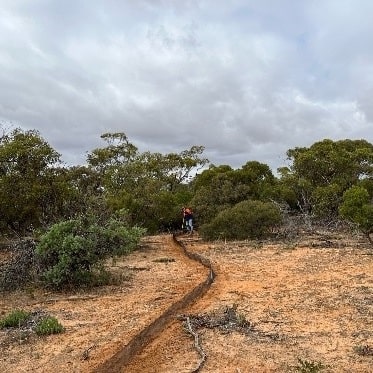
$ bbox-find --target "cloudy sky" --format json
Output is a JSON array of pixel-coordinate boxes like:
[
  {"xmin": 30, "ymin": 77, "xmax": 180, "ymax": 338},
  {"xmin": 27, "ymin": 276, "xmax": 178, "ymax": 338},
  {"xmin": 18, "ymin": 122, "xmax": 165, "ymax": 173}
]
[{"xmin": 1, "ymin": 0, "xmax": 372, "ymax": 171}]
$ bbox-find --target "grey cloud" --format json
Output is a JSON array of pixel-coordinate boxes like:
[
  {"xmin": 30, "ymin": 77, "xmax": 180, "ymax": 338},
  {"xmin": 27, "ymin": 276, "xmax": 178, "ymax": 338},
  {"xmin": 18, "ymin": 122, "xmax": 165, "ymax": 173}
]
[{"xmin": 0, "ymin": 0, "xmax": 372, "ymax": 171}]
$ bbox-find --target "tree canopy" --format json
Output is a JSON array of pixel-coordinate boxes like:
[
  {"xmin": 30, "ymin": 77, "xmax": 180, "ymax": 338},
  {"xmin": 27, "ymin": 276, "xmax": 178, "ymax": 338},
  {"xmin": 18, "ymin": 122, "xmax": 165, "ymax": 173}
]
[
  {"xmin": 280, "ymin": 139, "xmax": 373, "ymax": 219},
  {"xmin": 1, "ymin": 126, "xmax": 373, "ymax": 245},
  {"xmin": 0, "ymin": 128, "xmax": 63, "ymax": 232}
]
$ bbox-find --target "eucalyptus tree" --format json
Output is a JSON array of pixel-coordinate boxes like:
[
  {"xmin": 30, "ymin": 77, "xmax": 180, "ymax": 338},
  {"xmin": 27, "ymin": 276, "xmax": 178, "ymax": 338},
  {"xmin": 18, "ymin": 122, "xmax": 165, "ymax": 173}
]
[
  {"xmin": 0, "ymin": 128, "xmax": 63, "ymax": 232},
  {"xmin": 281, "ymin": 139, "xmax": 373, "ymax": 219},
  {"xmin": 87, "ymin": 132, "xmax": 209, "ymax": 232}
]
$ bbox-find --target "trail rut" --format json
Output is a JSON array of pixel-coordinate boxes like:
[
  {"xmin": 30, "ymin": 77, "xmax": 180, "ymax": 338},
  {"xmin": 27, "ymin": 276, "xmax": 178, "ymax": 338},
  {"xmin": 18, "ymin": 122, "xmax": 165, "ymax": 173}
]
[
  {"xmin": 1, "ymin": 232, "xmax": 372, "ymax": 372},
  {"xmin": 94, "ymin": 234, "xmax": 216, "ymax": 372}
]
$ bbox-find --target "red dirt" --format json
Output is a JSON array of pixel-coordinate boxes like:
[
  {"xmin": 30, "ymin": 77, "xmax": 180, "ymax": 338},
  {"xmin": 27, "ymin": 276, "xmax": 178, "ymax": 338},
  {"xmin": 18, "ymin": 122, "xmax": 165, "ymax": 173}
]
[{"xmin": 1, "ymin": 232, "xmax": 372, "ymax": 372}]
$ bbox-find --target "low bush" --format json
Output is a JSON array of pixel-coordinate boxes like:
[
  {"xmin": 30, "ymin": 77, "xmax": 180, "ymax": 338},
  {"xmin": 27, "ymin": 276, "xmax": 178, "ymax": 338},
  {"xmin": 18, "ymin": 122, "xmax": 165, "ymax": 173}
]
[
  {"xmin": 35, "ymin": 316, "xmax": 64, "ymax": 335},
  {"xmin": 36, "ymin": 210, "xmax": 146, "ymax": 289},
  {"xmin": 0, "ymin": 309, "xmax": 31, "ymax": 328},
  {"xmin": 199, "ymin": 200, "xmax": 282, "ymax": 240},
  {"xmin": 294, "ymin": 358, "xmax": 326, "ymax": 372}
]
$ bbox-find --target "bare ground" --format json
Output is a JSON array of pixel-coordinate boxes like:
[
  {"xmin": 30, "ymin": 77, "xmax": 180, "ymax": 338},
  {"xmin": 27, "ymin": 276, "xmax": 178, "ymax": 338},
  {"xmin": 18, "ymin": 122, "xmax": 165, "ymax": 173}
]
[{"xmin": 0, "ymin": 232, "xmax": 372, "ymax": 372}]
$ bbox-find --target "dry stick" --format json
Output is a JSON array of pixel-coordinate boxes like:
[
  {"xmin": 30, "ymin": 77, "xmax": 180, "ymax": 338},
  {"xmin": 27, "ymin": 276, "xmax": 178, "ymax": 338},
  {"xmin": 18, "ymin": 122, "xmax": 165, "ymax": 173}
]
[
  {"xmin": 185, "ymin": 316, "xmax": 206, "ymax": 373},
  {"xmin": 81, "ymin": 345, "xmax": 96, "ymax": 361}
]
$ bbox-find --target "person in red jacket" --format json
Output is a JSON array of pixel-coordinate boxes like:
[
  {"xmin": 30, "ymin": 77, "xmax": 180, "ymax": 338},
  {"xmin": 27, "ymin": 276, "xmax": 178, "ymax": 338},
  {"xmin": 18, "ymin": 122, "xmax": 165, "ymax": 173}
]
[{"xmin": 182, "ymin": 207, "xmax": 193, "ymax": 234}]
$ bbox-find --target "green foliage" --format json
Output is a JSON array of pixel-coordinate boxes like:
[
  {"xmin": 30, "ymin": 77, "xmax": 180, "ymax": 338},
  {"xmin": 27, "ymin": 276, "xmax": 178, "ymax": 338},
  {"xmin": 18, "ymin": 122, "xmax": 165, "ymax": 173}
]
[
  {"xmin": 284, "ymin": 139, "xmax": 373, "ymax": 217},
  {"xmin": 192, "ymin": 162, "xmax": 277, "ymax": 226},
  {"xmin": 97, "ymin": 211, "xmax": 147, "ymax": 256},
  {"xmin": 0, "ymin": 309, "xmax": 30, "ymax": 328},
  {"xmin": 192, "ymin": 164, "xmax": 233, "ymax": 191},
  {"xmin": 36, "ymin": 211, "xmax": 146, "ymax": 289},
  {"xmin": 88, "ymin": 132, "xmax": 208, "ymax": 232},
  {"xmin": 199, "ymin": 200, "xmax": 282, "ymax": 240},
  {"xmin": 56, "ymin": 165, "xmax": 106, "ymax": 222},
  {"xmin": 269, "ymin": 169, "xmax": 299, "ymax": 210},
  {"xmin": 357, "ymin": 178, "xmax": 373, "ymax": 196},
  {"xmin": 87, "ymin": 132, "xmax": 139, "ymax": 171},
  {"xmin": 339, "ymin": 186, "xmax": 373, "ymax": 242},
  {"xmin": 294, "ymin": 358, "xmax": 326, "ymax": 373},
  {"xmin": 35, "ymin": 316, "xmax": 64, "ymax": 335},
  {"xmin": 287, "ymin": 139, "xmax": 373, "ymax": 188},
  {"xmin": 0, "ymin": 128, "xmax": 63, "ymax": 232},
  {"xmin": 312, "ymin": 183, "xmax": 343, "ymax": 219},
  {"xmin": 3, "ymin": 125, "xmax": 372, "ymax": 236}
]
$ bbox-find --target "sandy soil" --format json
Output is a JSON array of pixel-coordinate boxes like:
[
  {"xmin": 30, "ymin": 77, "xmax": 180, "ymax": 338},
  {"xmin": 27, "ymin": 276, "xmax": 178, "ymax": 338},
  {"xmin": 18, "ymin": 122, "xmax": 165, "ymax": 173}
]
[{"xmin": 0, "ymin": 232, "xmax": 372, "ymax": 372}]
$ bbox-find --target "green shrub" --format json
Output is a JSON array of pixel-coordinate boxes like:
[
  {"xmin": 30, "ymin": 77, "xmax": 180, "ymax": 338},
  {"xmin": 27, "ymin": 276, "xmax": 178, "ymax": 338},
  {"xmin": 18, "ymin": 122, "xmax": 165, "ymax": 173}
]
[
  {"xmin": 35, "ymin": 316, "xmax": 64, "ymax": 335},
  {"xmin": 36, "ymin": 210, "xmax": 146, "ymax": 289},
  {"xmin": 0, "ymin": 309, "xmax": 30, "ymax": 328},
  {"xmin": 199, "ymin": 200, "xmax": 282, "ymax": 240},
  {"xmin": 294, "ymin": 358, "xmax": 326, "ymax": 373},
  {"xmin": 339, "ymin": 186, "xmax": 373, "ymax": 243}
]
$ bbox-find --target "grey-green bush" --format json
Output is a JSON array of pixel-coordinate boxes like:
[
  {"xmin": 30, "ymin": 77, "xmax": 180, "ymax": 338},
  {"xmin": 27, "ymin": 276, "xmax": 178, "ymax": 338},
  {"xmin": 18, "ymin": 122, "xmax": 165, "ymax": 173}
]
[
  {"xmin": 199, "ymin": 200, "xmax": 282, "ymax": 240},
  {"xmin": 36, "ymin": 211, "xmax": 146, "ymax": 289}
]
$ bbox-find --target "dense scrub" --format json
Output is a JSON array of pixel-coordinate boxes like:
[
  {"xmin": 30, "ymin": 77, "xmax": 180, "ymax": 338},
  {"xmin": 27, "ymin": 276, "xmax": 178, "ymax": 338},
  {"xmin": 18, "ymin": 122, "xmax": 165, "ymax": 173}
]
[
  {"xmin": 0, "ymin": 128, "xmax": 372, "ymax": 268},
  {"xmin": 199, "ymin": 200, "xmax": 282, "ymax": 240},
  {"xmin": 36, "ymin": 213, "xmax": 146, "ymax": 289},
  {"xmin": 0, "ymin": 212, "xmax": 145, "ymax": 291}
]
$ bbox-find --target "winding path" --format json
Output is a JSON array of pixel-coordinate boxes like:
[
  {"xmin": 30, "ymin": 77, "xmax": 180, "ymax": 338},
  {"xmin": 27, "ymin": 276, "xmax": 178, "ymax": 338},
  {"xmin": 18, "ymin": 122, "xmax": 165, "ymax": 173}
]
[{"xmin": 94, "ymin": 234, "xmax": 216, "ymax": 372}]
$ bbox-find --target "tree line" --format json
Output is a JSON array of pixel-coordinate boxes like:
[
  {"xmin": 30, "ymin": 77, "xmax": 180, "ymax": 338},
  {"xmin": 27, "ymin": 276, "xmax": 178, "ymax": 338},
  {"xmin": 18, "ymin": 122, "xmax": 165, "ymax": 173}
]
[
  {"xmin": 1, "ymin": 127, "xmax": 372, "ymax": 242},
  {"xmin": 1, "ymin": 126, "xmax": 372, "ymax": 289}
]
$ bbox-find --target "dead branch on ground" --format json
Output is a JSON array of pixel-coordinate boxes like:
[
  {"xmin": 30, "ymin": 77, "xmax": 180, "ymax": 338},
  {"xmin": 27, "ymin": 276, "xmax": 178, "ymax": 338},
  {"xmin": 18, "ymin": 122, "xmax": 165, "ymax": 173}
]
[{"xmin": 185, "ymin": 316, "xmax": 206, "ymax": 372}]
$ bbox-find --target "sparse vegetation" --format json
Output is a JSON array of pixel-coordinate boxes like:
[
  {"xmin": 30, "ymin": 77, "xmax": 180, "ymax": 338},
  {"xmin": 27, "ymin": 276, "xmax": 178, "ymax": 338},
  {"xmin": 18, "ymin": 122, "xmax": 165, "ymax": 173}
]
[
  {"xmin": 0, "ymin": 128, "xmax": 372, "ymax": 371},
  {"xmin": 0, "ymin": 308, "xmax": 64, "ymax": 345},
  {"xmin": 181, "ymin": 305, "xmax": 253, "ymax": 334},
  {"xmin": 0, "ymin": 239, "xmax": 36, "ymax": 292},
  {"xmin": 35, "ymin": 316, "xmax": 64, "ymax": 335},
  {"xmin": 0, "ymin": 309, "xmax": 30, "ymax": 328},
  {"xmin": 0, "ymin": 234, "xmax": 371, "ymax": 372},
  {"xmin": 294, "ymin": 358, "xmax": 326, "ymax": 373},
  {"xmin": 353, "ymin": 344, "xmax": 373, "ymax": 356}
]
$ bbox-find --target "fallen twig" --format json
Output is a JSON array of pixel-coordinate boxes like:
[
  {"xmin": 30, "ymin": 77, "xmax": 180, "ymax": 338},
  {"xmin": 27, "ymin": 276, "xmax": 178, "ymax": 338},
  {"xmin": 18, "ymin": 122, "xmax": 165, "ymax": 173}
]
[
  {"xmin": 185, "ymin": 316, "xmax": 206, "ymax": 373},
  {"xmin": 82, "ymin": 345, "xmax": 96, "ymax": 361}
]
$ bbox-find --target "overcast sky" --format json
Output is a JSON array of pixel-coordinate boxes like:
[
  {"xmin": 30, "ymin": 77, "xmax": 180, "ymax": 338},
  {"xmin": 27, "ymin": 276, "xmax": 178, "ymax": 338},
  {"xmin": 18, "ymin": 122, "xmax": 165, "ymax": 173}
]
[{"xmin": 1, "ymin": 0, "xmax": 372, "ymax": 171}]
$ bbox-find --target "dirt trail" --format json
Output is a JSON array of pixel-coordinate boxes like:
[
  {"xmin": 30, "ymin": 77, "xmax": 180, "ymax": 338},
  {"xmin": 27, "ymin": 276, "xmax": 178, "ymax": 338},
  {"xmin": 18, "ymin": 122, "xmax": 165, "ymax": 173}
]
[
  {"xmin": 124, "ymin": 234, "xmax": 373, "ymax": 373},
  {"xmin": 0, "ymin": 235, "xmax": 208, "ymax": 372},
  {"xmin": 94, "ymin": 234, "xmax": 215, "ymax": 372},
  {"xmin": 1, "ymin": 233, "xmax": 372, "ymax": 372}
]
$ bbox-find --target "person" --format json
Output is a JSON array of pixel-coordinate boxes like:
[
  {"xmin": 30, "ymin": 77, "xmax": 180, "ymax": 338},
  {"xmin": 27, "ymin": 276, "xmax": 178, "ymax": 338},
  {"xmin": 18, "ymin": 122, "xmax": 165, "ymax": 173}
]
[{"xmin": 183, "ymin": 207, "xmax": 193, "ymax": 234}]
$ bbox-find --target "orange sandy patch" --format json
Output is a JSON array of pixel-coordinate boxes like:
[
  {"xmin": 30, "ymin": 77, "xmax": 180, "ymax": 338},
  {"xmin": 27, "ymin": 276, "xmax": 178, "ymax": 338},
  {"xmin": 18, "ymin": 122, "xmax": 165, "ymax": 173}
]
[{"xmin": 1, "ymin": 232, "xmax": 372, "ymax": 372}]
